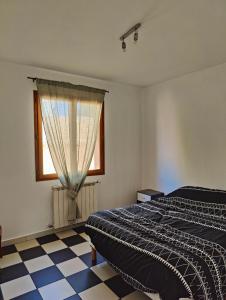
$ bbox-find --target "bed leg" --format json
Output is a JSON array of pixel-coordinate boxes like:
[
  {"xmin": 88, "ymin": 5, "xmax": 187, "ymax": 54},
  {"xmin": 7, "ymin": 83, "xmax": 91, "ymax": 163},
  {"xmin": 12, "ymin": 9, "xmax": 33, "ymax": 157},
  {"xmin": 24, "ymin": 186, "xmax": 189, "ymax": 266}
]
[{"xmin": 91, "ymin": 247, "xmax": 97, "ymax": 262}]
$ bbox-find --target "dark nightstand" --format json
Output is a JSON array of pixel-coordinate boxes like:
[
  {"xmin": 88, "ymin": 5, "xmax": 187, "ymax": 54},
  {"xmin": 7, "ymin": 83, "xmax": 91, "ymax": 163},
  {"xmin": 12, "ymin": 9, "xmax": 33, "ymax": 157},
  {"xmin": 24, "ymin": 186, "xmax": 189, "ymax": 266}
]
[
  {"xmin": 137, "ymin": 189, "xmax": 164, "ymax": 204},
  {"xmin": 0, "ymin": 226, "xmax": 2, "ymax": 258}
]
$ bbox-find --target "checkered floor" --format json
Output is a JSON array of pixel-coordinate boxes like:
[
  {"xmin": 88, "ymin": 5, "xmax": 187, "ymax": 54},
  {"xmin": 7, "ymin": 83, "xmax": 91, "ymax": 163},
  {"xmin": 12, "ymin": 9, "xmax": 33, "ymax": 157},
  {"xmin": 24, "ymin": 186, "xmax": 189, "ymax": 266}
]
[{"xmin": 0, "ymin": 226, "xmax": 152, "ymax": 300}]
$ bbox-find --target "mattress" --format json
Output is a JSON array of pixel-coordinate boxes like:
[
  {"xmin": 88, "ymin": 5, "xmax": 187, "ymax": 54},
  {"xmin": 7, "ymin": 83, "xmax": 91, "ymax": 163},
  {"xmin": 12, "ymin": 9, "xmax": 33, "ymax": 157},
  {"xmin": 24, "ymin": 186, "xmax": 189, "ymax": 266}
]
[{"xmin": 85, "ymin": 186, "xmax": 226, "ymax": 300}]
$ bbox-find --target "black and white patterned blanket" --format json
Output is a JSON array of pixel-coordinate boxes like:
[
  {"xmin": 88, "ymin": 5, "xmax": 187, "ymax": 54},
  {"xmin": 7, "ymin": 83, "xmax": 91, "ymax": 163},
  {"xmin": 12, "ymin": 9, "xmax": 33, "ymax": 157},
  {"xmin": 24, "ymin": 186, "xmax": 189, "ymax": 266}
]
[{"xmin": 85, "ymin": 195, "xmax": 226, "ymax": 300}]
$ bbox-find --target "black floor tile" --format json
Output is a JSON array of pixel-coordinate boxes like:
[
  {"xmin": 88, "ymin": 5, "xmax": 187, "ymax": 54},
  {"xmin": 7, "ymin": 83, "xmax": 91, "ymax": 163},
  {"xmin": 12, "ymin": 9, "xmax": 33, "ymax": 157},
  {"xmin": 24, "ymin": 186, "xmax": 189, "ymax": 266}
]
[
  {"xmin": 0, "ymin": 263, "xmax": 28, "ymax": 284},
  {"xmin": 105, "ymin": 275, "xmax": 134, "ymax": 298},
  {"xmin": 19, "ymin": 246, "xmax": 46, "ymax": 261},
  {"xmin": 67, "ymin": 269, "xmax": 101, "ymax": 293},
  {"xmin": 62, "ymin": 235, "xmax": 86, "ymax": 247},
  {"xmin": 73, "ymin": 226, "xmax": 85, "ymax": 234},
  {"xmin": 12, "ymin": 290, "xmax": 42, "ymax": 300},
  {"xmin": 49, "ymin": 248, "xmax": 76, "ymax": 264},
  {"xmin": 79, "ymin": 252, "xmax": 105, "ymax": 268},
  {"xmin": 31, "ymin": 266, "xmax": 64, "ymax": 288},
  {"xmin": 65, "ymin": 295, "xmax": 82, "ymax": 300},
  {"xmin": 2, "ymin": 244, "xmax": 17, "ymax": 256},
  {"xmin": 0, "ymin": 288, "xmax": 3, "ymax": 300},
  {"xmin": 37, "ymin": 234, "xmax": 59, "ymax": 245}
]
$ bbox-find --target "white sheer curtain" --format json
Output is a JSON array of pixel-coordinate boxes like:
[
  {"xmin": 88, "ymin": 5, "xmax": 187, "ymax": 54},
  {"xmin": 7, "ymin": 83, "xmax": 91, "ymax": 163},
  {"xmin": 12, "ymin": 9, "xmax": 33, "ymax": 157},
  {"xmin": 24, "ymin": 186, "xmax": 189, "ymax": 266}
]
[{"xmin": 37, "ymin": 79, "xmax": 105, "ymax": 203}]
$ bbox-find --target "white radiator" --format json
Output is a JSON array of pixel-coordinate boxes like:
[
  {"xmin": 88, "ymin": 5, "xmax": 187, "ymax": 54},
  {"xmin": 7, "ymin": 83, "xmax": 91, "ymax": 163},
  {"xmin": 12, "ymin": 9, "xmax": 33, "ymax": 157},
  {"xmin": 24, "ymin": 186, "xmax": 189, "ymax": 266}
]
[{"xmin": 52, "ymin": 182, "xmax": 98, "ymax": 229}]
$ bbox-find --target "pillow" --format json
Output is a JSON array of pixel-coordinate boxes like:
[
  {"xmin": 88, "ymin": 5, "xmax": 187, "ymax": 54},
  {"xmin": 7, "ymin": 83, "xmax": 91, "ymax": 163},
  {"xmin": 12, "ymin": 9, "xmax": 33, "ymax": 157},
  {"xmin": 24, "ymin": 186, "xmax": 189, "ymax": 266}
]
[{"xmin": 166, "ymin": 186, "xmax": 226, "ymax": 204}]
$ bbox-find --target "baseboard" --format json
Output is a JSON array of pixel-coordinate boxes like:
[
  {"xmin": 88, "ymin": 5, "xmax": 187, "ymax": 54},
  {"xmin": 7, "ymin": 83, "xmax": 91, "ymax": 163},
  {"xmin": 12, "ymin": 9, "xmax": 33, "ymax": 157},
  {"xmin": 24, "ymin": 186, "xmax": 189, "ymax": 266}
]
[{"xmin": 2, "ymin": 223, "xmax": 85, "ymax": 247}]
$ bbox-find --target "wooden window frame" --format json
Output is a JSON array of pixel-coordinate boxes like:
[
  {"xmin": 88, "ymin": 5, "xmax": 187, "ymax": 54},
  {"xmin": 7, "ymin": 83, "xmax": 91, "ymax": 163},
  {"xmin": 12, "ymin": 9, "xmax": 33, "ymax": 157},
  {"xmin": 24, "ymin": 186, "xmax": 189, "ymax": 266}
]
[{"xmin": 33, "ymin": 91, "xmax": 105, "ymax": 181}]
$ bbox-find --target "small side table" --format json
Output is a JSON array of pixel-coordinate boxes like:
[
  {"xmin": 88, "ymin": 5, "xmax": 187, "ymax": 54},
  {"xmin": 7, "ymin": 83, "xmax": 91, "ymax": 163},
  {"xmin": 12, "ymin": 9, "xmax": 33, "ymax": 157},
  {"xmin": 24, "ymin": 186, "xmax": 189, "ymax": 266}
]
[
  {"xmin": 137, "ymin": 189, "xmax": 164, "ymax": 204},
  {"xmin": 0, "ymin": 226, "xmax": 2, "ymax": 258}
]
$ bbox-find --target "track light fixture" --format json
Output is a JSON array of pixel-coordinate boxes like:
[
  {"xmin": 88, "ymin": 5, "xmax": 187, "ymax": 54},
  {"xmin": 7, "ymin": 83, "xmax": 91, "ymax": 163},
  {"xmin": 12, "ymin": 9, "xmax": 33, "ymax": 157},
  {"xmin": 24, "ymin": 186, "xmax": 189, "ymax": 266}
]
[
  {"xmin": 122, "ymin": 39, "xmax": 126, "ymax": 52},
  {"xmin": 120, "ymin": 23, "xmax": 141, "ymax": 52},
  {"xmin": 134, "ymin": 30, "xmax": 138, "ymax": 43}
]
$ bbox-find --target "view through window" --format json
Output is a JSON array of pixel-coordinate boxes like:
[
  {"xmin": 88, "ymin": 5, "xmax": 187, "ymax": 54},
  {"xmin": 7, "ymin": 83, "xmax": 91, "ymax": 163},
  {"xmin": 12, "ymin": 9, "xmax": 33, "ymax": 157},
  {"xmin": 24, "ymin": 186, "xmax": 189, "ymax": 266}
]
[{"xmin": 34, "ymin": 91, "xmax": 104, "ymax": 181}]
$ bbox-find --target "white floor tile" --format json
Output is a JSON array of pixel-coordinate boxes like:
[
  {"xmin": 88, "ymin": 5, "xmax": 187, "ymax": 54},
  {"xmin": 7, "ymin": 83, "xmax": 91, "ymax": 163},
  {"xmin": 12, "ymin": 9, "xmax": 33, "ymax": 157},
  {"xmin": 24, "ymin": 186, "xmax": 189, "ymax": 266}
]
[
  {"xmin": 123, "ymin": 291, "xmax": 159, "ymax": 300},
  {"xmin": 39, "ymin": 279, "xmax": 75, "ymax": 300},
  {"xmin": 56, "ymin": 229, "xmax": 77, "ymax": 239},
  {"xmin": 1, "ymin": 275, "xmax": 36, "ymax": 300},
  {"xmin": 145, "ymin": 293, "xmax": 161, "ymax": 300},
  {"xmin": 25, "ymin": 255, "xmax": 54, "ymax": 273},
  {"xmin": 0, "ymin": 252, "xmax": 22, "ymax": 268},
  {"xmin": 41, "ymin": 240, "xmax": 67, "ymax": 254},
  {"xmin": 71, "ymin": 241, "xmax": 91, "ymax": 256},
  {"xmin": 79, "ymin": 282, "xmax": 118, "ymax": 300},
  {"xmin": 91, "ymin": 262, "xmax": 117, "ymax": 281},
  {"xmin": 15, "ymin": 239, "xmax": 39, "ymax": 251},
  {"xmin": 57, "ymin": 257, "xmax": 87, "ymax": 277},
  {"xmin": 80, "ymin": 232, "xmax": 91, "ymax": 242}
]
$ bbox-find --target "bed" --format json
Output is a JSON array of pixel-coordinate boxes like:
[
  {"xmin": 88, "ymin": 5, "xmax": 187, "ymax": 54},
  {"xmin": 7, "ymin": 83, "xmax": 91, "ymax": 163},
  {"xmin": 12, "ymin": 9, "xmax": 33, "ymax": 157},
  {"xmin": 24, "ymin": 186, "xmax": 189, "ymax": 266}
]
[{"xmin": 85, "ymin": 186, "xmax": 226, "ymax": 300}]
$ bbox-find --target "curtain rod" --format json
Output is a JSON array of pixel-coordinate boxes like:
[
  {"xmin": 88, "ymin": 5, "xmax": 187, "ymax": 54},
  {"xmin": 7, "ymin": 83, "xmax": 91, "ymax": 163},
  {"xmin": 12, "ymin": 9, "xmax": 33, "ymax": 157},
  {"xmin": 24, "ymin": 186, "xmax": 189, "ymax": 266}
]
[{"xmin": 27, "ymin": 77, "xmax": 109, "ymax": 93}]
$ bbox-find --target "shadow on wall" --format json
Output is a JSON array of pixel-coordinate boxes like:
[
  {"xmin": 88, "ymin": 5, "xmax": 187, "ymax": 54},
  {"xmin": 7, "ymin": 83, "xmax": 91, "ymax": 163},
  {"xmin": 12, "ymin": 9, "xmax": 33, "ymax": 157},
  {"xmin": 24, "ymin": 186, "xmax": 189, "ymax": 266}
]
[
  {"xmin": 154, "ymin": 86, "xmax": 226, "ymax": 194},
  {"xmin": 156, "ymin": 89, "xmax": 184, "ymax": 193}
]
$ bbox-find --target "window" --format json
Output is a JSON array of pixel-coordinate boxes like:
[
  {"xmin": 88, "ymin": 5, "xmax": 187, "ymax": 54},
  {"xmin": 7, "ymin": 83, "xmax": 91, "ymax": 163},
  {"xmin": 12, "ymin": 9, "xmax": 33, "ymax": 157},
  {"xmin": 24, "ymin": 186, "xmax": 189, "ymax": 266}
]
[{"xmin": 33, "ymin": 91, "xmax": 105, "ymax": 181}]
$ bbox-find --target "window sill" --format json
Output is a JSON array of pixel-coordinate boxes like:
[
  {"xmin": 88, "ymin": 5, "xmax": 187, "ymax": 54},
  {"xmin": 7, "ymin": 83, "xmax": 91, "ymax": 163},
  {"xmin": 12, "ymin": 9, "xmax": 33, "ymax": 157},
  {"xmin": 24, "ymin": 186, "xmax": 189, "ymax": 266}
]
[{"xmin": 36, "ymin": 170, "xmax": 105, "ymax": 181}]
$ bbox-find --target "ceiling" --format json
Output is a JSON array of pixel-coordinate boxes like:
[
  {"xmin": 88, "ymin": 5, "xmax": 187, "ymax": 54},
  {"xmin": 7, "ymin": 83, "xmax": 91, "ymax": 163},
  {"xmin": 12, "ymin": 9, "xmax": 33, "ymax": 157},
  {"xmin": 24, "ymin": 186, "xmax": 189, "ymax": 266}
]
[{"xmin": 1, "ymin": 0, "xmax": 226, "ymax": 86}]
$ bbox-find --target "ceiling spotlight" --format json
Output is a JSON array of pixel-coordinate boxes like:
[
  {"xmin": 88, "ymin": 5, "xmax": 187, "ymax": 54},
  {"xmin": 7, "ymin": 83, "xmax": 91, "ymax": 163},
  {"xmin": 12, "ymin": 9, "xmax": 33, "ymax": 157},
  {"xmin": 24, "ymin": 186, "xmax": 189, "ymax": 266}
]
[
  {"xmin": 119, "ymin": 23, "xmax": 141, "ymax": 52},
  {"xmin": 134, "ymin": 31, "xmax": 138, "ymax": 43},
  {"xmin": 122, "ymin": 39, "xmax": 126, "ymax": 52}
]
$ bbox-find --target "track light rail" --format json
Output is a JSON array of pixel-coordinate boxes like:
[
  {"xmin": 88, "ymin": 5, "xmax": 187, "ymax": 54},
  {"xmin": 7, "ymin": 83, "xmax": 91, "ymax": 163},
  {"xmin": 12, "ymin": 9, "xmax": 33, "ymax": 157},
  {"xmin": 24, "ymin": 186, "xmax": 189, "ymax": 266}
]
[{"xmin": 119, "ymin": 23, "xmax": 141, "ymax": 41}]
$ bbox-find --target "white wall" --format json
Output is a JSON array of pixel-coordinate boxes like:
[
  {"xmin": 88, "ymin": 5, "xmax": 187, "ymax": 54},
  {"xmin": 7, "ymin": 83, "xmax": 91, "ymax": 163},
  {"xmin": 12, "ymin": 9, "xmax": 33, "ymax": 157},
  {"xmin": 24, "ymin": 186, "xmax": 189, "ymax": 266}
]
[
  {"xmin": 0, "ymin": 61, "xmax": 141, "ymax": 241},
  {"xmin": 141, "ymin": 62, "xmax": 226, "ymax": 194},
  {"xmin": 4, "ymin": 57, "xmax": 226, "ymax": 242}
]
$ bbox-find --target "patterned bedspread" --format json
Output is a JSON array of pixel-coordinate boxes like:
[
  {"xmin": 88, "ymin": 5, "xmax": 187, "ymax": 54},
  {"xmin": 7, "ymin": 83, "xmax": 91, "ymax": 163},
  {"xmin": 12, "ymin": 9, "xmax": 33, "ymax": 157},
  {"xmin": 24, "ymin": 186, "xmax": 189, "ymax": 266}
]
[{"xmin": 85, "ymin": 193, "xmax": 226, "ymax": 300}]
